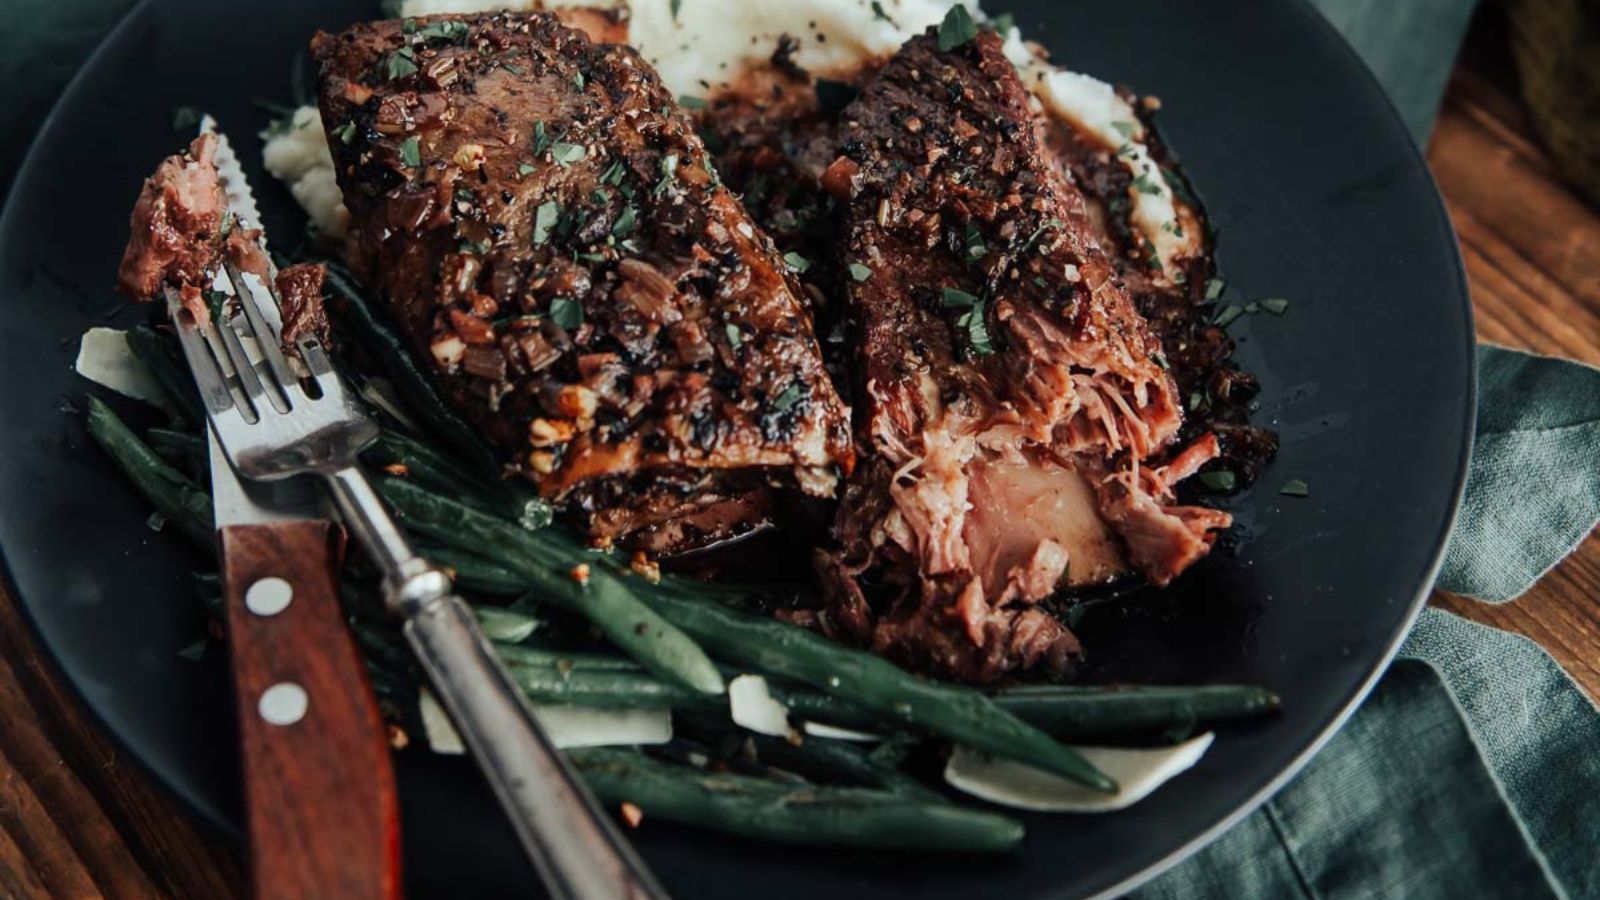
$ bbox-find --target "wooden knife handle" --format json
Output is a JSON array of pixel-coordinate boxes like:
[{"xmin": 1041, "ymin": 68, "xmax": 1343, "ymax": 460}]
[{"xmin": 220, "ymin": 521, "xmax": 402, "ymax": 900}]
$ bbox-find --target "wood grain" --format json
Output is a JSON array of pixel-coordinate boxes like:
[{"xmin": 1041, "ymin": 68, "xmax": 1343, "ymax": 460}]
[
  {"xmin": 0, "ymin": 567, "xmax": 245, "ymax": 899},
  {"xmin": 1423, "ymin": 57, "xmax": 1600, "ymax": 703},
  {"xmin": 219, "ymin": 521, "xmax": 401, "ymax": 900},
  {"xmin": 0, "ymin": 23, "xmax": 1596, "ymax": 900}
]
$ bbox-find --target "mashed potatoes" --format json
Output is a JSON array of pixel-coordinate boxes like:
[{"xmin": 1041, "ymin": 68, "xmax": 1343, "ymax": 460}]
[
  {"xmin": 260, "ymin": 105, "xmax": 349, "ymax": 238},
  {"xmin": 265, "ymin": 0, "xmax": 1196, "ymax": 275}
]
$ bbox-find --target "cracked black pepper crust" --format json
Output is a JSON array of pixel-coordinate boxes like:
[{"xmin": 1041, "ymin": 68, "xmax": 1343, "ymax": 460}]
[{"xmin": 312, "ymin": 11, "xmax": 852, "ymax": 549}]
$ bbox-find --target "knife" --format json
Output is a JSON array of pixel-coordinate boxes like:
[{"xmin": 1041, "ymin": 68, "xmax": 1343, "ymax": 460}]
[{"xmin": 205, "ymin": 120, "xmax": 402, "ymax": 900}]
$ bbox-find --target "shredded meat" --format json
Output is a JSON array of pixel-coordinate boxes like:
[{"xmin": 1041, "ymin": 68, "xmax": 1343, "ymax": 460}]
[
  {"xmin": 313, "ymin": 12, "xmax": 852, "ymax": 552},
  {"xmin": 275, "ymin": 262, "xmax": 333, "ymax": 352},
  {"xmin": 117, "ymin": 133, "xmax": 227, "ymax": 311},
  {"xmin": 821, "ymin": 29, "xmax": 1230, "ymax": 682}
]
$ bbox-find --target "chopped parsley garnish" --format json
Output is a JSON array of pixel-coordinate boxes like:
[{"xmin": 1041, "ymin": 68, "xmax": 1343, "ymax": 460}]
[
  {"xmin": 678, "ymin": 95, "xmax": 709, "ymax": 110},
  {"xmin": 1199, "ymin": 470, "xmax": 1237, "ymax": 492},
  {"xmin": 549, "ymin": 297, "xmax": 583, "ymax": 331},
  {"xmin": 991, "ymin": 12, "xmax": 1015, "ymax": 34},
  {"xmin": 870, "ymin": 1, "xmax": 898, "ymax": 26},
  {"xmin": 401, "ymin": 17, "xmax": 417, "ymax": 34},
  {"xmin": 770, "ymin": 382, "xmax": 803, "ymax": 412},
  {"xmin": 783, "ymin": 251, "xmax": 811, "ymax": 274},
  {"xmin": 941, "ymin": 287, "xmax": 981, "ymax": 308},
  {"xmin": 518, "ymin": 163, "xmax": 538, "ymax": 176},
  {"xmin": 600, "ymin": 159, "xmax": 627, "ymax": 185},
  {"xmin": 957, "ymin": 308, "xmax": 993, "ymax": 355},
  {"xmin": 1187, "ymin": 391, "xmax": 1205, "ymax": 411},
  {"xmin": 398, "ymin": 136, "xmax": 421, "ymax": 168},
  {"xmin": 572, "ymin": 71, "xmax": 586, "ymax": 91},
  {"xmin": 937, "ymin": 4, "xmax": 978, "ymax": 52},
  {"xmin": 848, "ymin": 262, "xmax": 872, "ymax": 282},
  {"xmin": 1018, "ymin": 217, "xmax": 1064, "ymax": 254},
  {"xmin": 550, "ymin": 142, "xmax": 587, "ymax": 166},
  {"xmin": 1116, "ymin": 143, "xmax": 1137, "ymax": 159},
  {"xmin": 653, "ymin": 153, "xmax": 679, "ymax": 196},
  {"xmin": 1259, "ymin": 297, "xmax": 1290, "ymax": 315},
  {"xmin": 1204, "ymin": 277, "xmax": 1226, "ymax": 300},
  {"xmin": 533, "ymin": 200, "xmax": 560, "ymax": 245},
  {"xmin": 670, "ymin": 0, "xmax": 682, "ymax": 21},
  {"xmin": 611, "ymin": 206, "xmax": 638, "ymax": 237},
  {"xmin": 1111, "ymin": 120, "xmax": 1137, "ymax": 139},
  {"xmin": 576, "ymin": 252, "xmax": 608, "ymax": 263},
  {"xmin": 335, "ymin": 121, "xmax": 358, "ymax": 144},
  {"xmin": 457, "ymin": 238, "xmax": 491, "ymax": 255},
  {"xmin": 964, "ymin": 221, "xmax": 987, "ymax": 261},
  {"xmin": 1161, "ymin": 166, "xmax": 1198, "ymax": 206},
  {"xmin": 1280, "ymin": 478, "xmax": 1310, "ymax": 497},
  {"xmin": 532, "ymin": 121, "xmax": 551, "ymax": 155},
  {"xmin": 941, "ymin": 288, "xmax": 994, "ymax": 355},
  {"xmin": 170, "ymin": 106, "xmax": 201, "ymax": 131},
  {"xmin": 1143, "ymin": 235, "xmax": 1162, "ymax": 271},
  {"xmin": 1213, "ymin": 304, "xmax": 1244, "ymax": 328},
  {"xmin": 1131, "ymin": 171, "xmax": 1164, "ymax": 195},
  {"xmin": 417, "ymin": 19, "xmax": 469, "ymax": 43},
  {"xmin": 385, "ymin": 47, "xmax": 418, "ymax": 79},
  {"xmin": 725, "ymin": 323, "xmax": 744, "ymax": 349},
  {"xmin": 502, "ymin": 63, "xmax": 525, "ymax": 76},
  {"xmin": 206, "ymin": 289, "xmax": 230, "ymax": 322}
]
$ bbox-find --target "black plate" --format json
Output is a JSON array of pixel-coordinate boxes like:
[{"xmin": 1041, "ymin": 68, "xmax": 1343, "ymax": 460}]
[{"xmin": 0, "ymin": 0, "xmax": 1473, "ymax": 896}]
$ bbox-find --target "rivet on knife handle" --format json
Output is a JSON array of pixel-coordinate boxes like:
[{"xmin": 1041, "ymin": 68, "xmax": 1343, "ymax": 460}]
[{"xmin": 221, "ymin": 520, "xmax": 402, "ymax": 900}]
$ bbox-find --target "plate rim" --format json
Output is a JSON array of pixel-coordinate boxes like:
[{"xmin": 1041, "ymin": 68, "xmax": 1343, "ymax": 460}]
[
  {"xmin": 0, "ymin": 0, "xmax": 1478, "ymax": 895},
  {"xmin": 1087, "ymin": 0, "xmax": 1477, "ymax": 891}
]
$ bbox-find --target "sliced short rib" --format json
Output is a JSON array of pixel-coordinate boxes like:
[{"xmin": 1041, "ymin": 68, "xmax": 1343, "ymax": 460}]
[
  {"xmin": 821, "ymin": 29, "xmax": 1228, "ymax": 682},
  {"xmin": 313, "ymin": 12, "xmax": 852, "ymax": 552}
]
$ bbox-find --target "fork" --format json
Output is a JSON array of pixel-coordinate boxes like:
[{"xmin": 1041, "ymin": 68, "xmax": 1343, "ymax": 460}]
[{"xmin": 167, "ymin": 264, "xmax": 669, "ymax": 900}]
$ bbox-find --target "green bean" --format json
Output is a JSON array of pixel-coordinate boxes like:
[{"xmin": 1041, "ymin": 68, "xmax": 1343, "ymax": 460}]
[
  {"xmin": 992, "ymin": 683, "xmax": 1280, "ymax": 737},
  {"xmin": 618, "ymin": 586, "xmax": 1115, "ymax": 793},
  {"xmin": 125, "ymin": 325, "xmax": 203, "ymax": 425},
  {"xmin": 85, "ymin": 396, "xmax": 213, "ymax": 549},
  {"xmin": 767, "ymin": 684, "xmax": 884, "ymax": 733},
  {"xmin": 378, "ymin": 478, "xmax": 725, "ymax": 696},
  {"xmin": 497, "ymin": 644, "xmax": 644, "ymax": 672},
  {"xmin": 456, "ymin": 593, "xmax": 1279, "ymax": 742},
  {"xmin": 391, "ymin": 486, "xmax": 1109, "ymax": 790},
  {"xmin": 500, "ymin": 658, "xmax": 711, "ymax": 709},
  {"xmin": 144, "ymin": 427, "xmax": 207, "ymax": 476},
  {"xmin": 674, "ymin": 712, "xmax": 941, "ymax": 801},
  {"xmin": 364, "ymin": 429, "xmax": 552, "ymax": 530},
  {"xmin": 568, "ymin": 748, "xmax": 1022, "ymax": 852},
  {"xmin": 422, "ymin": 544, "xmax": 525, "ymax": 596},
  {"xmin": 322, "ymin": 264, "xmax": 500, "ymax": 478}
]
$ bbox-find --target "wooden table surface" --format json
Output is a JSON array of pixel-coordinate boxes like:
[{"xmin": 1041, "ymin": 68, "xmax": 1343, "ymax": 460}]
[{"xmin": 2, "ymin": 23, "xmax": 1597, "ymax": 900}]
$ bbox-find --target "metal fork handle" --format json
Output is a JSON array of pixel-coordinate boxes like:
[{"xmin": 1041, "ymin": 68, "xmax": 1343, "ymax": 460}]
[{"xmin": 321, "ymin": 466, "xmax": 668, "ymax": 900}]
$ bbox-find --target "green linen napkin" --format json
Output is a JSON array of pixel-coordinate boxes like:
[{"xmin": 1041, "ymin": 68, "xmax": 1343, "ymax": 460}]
[{"xmin": 1141, "ymin": 347, "xmax": 1600, "ymax": 900}]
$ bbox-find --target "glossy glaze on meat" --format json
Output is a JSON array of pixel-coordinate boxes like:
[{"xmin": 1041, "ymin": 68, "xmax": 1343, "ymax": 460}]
[
  {"xmin": 817, "ymin": 30, "xmax": 1230, "ymax": 682},
  {"xmin": 312, "ymin": 12, "xmax": 852, "ymax": 551}
]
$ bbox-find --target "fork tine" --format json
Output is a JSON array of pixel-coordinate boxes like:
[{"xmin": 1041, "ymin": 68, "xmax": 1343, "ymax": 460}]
[
  {"xmin": 225, "ymin": 261, "xmax": 301, "ymax": 409},
  {"xmin": 214, "ymin": 305, "xmax": 270, "ymax": 418},
  {"xmin": 163, "ymin": 287, "xmax": 235, "ymax": 415}
]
